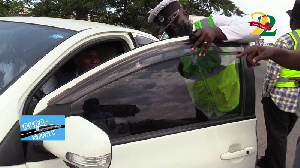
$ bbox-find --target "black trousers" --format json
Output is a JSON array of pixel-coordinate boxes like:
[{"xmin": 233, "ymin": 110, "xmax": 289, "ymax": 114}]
[{"xmin": 262, "ymin": 97, "xmax": 298, "ymax": 168}]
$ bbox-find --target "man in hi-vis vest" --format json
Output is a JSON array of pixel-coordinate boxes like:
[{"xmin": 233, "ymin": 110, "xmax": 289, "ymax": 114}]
[
  {"xmin": 257, "ymin": 1, "xmax": 300, "ymax": 168},
  {"xmin": 148, "ymin": 0, "xmax": 258, "ymax": 121}
]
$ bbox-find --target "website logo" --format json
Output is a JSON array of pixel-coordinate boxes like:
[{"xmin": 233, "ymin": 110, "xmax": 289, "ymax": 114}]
[
  {"xmin": 21, "ymin": 115, "xmax": 65, "ymax": 141},
  {"xmin": 250, "ymin": 12, "xmax": 277, "ymax": 36}
]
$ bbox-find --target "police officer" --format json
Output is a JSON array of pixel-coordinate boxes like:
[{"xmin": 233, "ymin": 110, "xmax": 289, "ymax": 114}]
[
  {"xmin": 148, "ymin": 0, "xmax": 259, "ymax": 120},
  {"xmin": 148, "ymin": 0, "xmax": 259, "ymax": 56}
]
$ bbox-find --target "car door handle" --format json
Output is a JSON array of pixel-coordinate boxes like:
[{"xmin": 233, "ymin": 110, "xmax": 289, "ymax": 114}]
[{"xmin": 220, "ymin": 147, "xmax": 255, "ymax": 160}]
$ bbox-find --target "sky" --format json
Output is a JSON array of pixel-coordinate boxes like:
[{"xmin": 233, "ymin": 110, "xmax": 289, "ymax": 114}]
[{"xmin": 228, "ymin": 0, "xmax": 295, "ymax": 43}]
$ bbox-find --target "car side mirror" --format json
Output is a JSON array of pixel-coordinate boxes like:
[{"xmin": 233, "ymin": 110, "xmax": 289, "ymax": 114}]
[{"xmin": 43, "ymin": 116, "xmax": 111, "ymax": 167}]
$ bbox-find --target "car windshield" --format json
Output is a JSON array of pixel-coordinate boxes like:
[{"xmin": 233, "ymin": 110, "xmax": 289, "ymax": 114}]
[{"xmin": 0, "ymin": 21, "xmax": 76, "ymax": 93}]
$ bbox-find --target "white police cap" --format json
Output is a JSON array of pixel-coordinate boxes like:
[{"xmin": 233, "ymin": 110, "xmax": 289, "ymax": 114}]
[{"xmin": 148, "ymin": 0, "xmax": 181, "ymax": 32}]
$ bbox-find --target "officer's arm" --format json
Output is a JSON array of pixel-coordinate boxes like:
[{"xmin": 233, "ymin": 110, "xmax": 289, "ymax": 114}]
[
  {"xmin": 236, "ymin": 46, "xmax": 300, "ymax": 70},
  {"xmin": 212, "ymin": 15, "xmax": 259, "ymax": 43},
  {"xmin": 189, "ymin": 15, "xmax": 259, "ymax": 56}
]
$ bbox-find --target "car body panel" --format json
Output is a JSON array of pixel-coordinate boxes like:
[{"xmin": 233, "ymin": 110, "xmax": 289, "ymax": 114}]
[
  {"xmin": 110, "ymin": 119, "xmax": 256, "ymax": 168},
  {"xmin": 23, "ymin": 119, "xmax": 257, "ymax": 168},
  {"xmin": 25, "ymin": 159, "xmax": 67, "ymax": 168}
]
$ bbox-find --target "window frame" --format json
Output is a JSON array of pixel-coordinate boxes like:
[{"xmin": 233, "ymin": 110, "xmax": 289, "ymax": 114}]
[
  {"xmin": 23, "ymin": 36, "xmax": 132, "ymax": 115},
  {"xmin": 33, "ymin": 38, "xmax": 256, "ymax": 145}
]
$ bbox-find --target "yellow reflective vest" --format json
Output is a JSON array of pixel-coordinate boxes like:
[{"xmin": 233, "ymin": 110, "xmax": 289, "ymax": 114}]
[
  {"xmin": 275, "ymin": 29, "xmax": 300, "ymax": 87},
  {"xmin": 181, "ymin": 16, "xmax": 240, "ymax": 119}
]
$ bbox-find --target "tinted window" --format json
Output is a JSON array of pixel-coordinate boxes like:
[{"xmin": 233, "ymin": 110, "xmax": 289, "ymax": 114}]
[
  {"xmin": 69, "ymin": 42, "xmax": 243, "ymax": 140},
  {"xmin": 79, "ymin": 59, "xmax": 196, "ymax": 138},
  {"xmin": 134, "ymin": 35, "xmax": 156, "ymax": 46},
  {"xmin": 0, "ymin": 21, "xmax": 76, "ymax": 93}
]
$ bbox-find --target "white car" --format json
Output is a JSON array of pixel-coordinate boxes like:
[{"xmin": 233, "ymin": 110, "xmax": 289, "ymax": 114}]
[{"xmin": 0, "ymin": 17, "xmax": 257, "ymax": 168}]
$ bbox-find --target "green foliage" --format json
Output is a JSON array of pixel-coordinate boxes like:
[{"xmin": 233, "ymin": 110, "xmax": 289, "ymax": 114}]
[
  {"xmin": 0, "ymin": 1, "xmax": 10, "ymax": 17},
  {"xmin": 30, "ymin": 0, "xmax": 108, "ymax": 20},
  {"xmin": 2, "ymin": 0, "xmax": 244, "ymax": 37},
  {"xmin": 103, "ymin": 0, "xmax": 162, "ymax": 35},
  {"xmin": 0, "ymin": 0, "xmax": 28, "ymax": 16},
  {"xmin": 181, "ymin": 0, "xmax": 244, "ymax": 17}
]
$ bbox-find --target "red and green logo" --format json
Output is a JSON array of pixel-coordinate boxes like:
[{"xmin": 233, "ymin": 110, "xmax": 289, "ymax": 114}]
[{"xmin": 250, "ymin": 12, "xmax": 277, "ymax": 36}]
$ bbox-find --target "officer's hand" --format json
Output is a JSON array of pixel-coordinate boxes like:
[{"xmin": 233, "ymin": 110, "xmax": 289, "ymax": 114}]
[
  {"xmin": 189, "ymin": 27, "xmax": 226, "ymax": 56},
  {"xmin": 236, "ymin": 46, "xmax": 274, "ymax": 68}
]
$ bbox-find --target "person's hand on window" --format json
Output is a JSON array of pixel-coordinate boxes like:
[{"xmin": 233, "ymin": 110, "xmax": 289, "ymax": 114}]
[{"xmin": 189, "ymin": 27, "xmax": 227, "ymax": 56}]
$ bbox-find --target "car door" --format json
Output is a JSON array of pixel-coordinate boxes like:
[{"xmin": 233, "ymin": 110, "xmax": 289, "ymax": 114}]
[
  {"xmin": 32, "ymin": 37, "xmax": 256, "ymax": 168},
  {"xmin": 20, "ymin": 34, "xmax": 144, "ymax": 168},
  {"xmin": 0, "ymin": 18, "xmax": 158, "ymax": 168}
]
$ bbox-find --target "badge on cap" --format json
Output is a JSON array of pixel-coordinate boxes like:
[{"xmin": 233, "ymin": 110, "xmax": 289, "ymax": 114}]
[
  {"xmin": 167, "ymin": 9, "xmax": 179, "ymax": 24},
  {"xmin": 159, "ymin": 15, "xmax": 164, "ymax": 23}
]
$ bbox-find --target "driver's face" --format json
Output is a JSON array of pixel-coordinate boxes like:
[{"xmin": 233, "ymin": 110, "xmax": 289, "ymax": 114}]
[{"xmin": 74, "ymin": 50, "xmax": 100, "ymax": 74}]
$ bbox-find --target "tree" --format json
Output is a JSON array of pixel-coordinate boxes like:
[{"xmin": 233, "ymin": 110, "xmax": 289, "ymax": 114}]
[
  {"xmin": 103, "ymin": 0, "xmax": 162, "ymax": 35},
  {"xmin": 30, "ymin": 0, "xmax": 108, "ymax": 20},
  {"xmin": 15, "ymin": 0, "xmax": 245, "ymax": 37},
  {"xmin": 0, "ymin": 1, "xmax": 10, "ymax": 16},
  {"xmin": 105, "ymin": 0, "xmax": 244, "ymax": 36},
  {"xmin": 181, "ymin": 0, "xmax": 244, "ymax": 17},
  {"xmin": 0, "ymin": 0, "xmax": 29, "ymax": 16}
]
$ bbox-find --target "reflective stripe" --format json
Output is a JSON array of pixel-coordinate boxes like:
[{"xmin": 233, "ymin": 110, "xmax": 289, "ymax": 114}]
[
  {"xmin": 194, "ymin": 20, "xmax": 202, "ymax": 29},
  {"xmin": 290, "ymin": 33, "xmax": 298, "ymax": 50},
  {"xmin": 276, "ymin": 77, "xmax": 296, "ymax": 87},
  {"xmin": 193, "ymin": 16, "xmax": 216, "ymax": 29},
  {"xmin": 200, "ymin": 18, "xmax": 210, "ymax": 28},
  {"xmin": 277, "ymin": 77, "xmax": 295, "ymax": 82},
  {"xmin": 275, "ymin": 29, "xmax": 300, "ymax": 87},
  {"xmin": 289, "ymin": 29, "xmax": 300, "ymax": 50},
  {"xmin": 275, "ymin": 81, "xmax": 297, "ymax": 87},
  {"xmin": 207, "ymin": 16, "xmax": 217, "ymax": 27}
]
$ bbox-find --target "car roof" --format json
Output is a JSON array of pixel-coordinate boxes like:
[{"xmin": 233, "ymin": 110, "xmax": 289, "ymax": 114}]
[{"xmin": 0, "ymin": 17, "xmax": 135, "ymax": 32}]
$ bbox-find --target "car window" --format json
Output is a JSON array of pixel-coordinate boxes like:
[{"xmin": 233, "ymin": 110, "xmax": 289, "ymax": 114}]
[
  {"xmin": 0, "ymin": 21, "xmax": 76, "ymax": 93},
  {"xmin": 73, "ymin": 58, "xmax": 197, "ymax": 138},
  {"xmin": 72, "ymin": 56, "xmax": 240, "ymax": 139},
  {"xmin": 40, "ymin": 39, "xmax": 253, "ymax": 144},
  {"xmin": 34, "ymin": 39, "xmax": 254, "ymax": 144},
  {"xmin": 24, "ymin": 40, "xmax": 129, "ymax": 115},
  {"xmin": 133, "ymin": 35, "xmax": 156, "ymax": 47}
]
